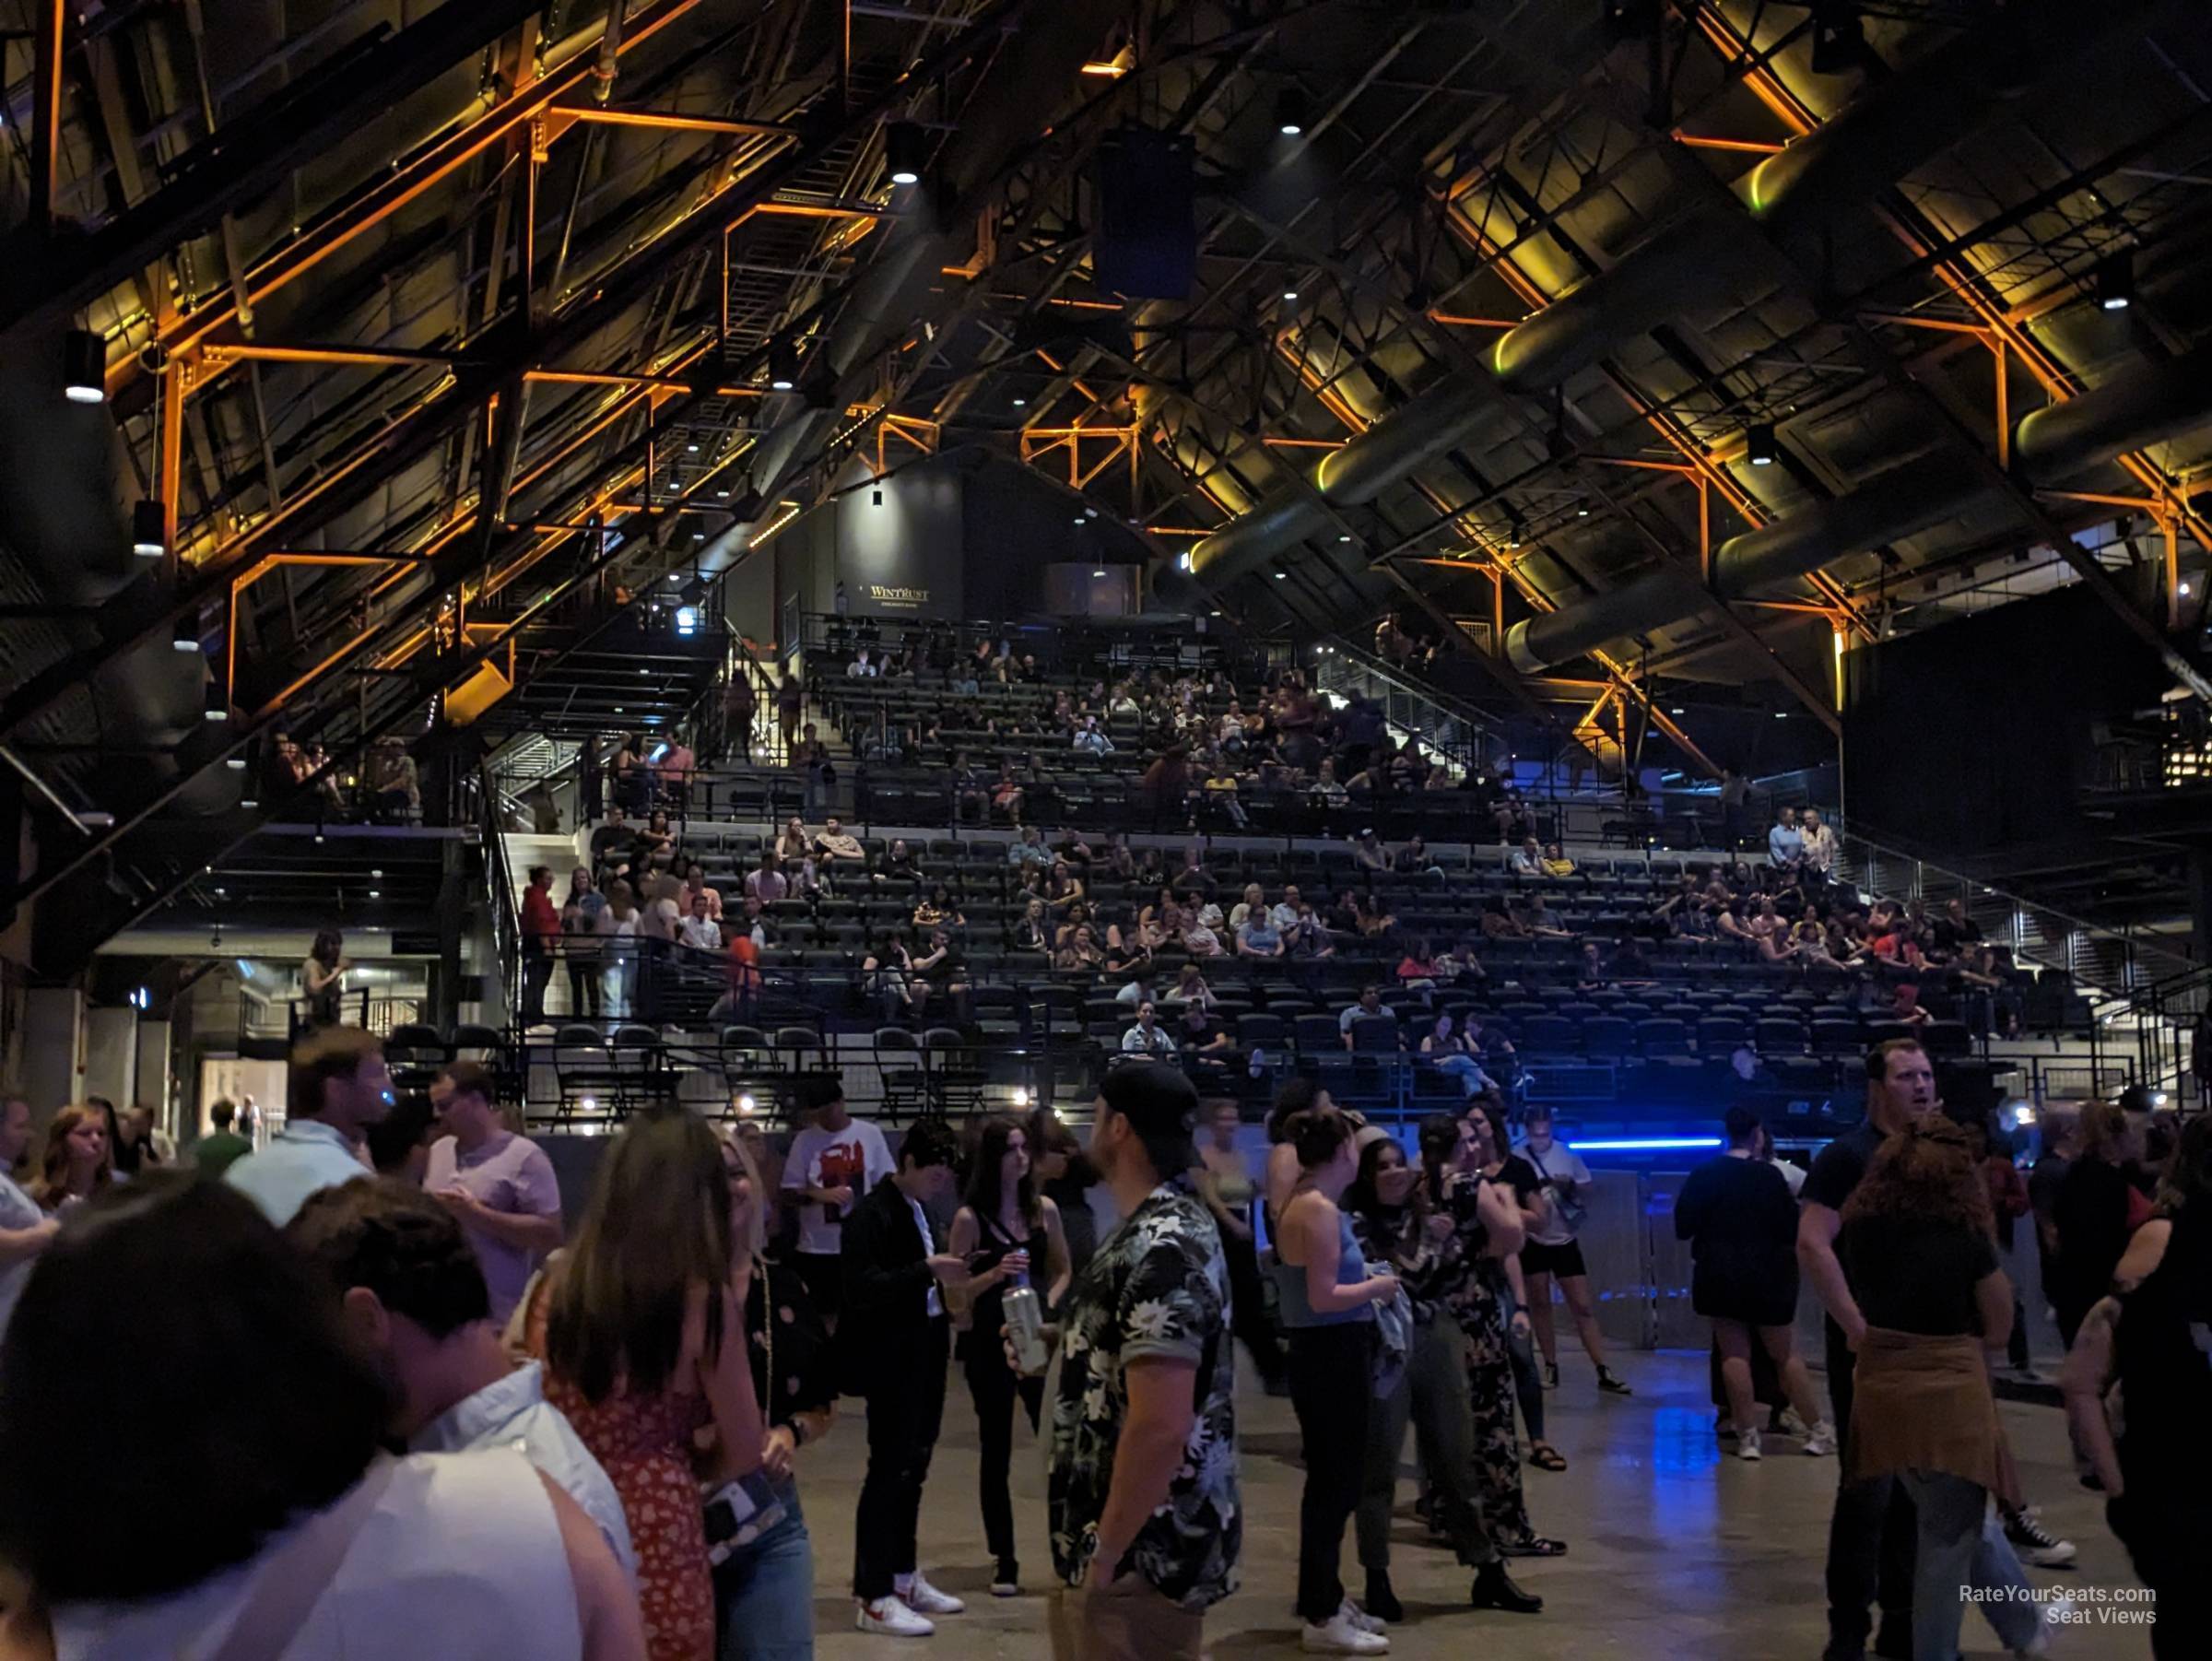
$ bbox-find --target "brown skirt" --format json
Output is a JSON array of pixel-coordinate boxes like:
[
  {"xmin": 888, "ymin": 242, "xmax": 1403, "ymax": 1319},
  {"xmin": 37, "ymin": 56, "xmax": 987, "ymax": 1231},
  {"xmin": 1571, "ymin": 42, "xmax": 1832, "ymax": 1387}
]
[{"xmin": 1844, "ymin": 1326, "xmax": 2016, "ymax": 1506}]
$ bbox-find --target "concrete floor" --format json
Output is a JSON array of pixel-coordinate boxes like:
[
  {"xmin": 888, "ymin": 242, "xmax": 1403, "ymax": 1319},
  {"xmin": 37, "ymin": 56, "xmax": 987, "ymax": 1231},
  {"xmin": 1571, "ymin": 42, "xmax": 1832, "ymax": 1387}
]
[{"xmin": 795, "ymin": 1349, "xmax": 2147, "ymax": 1660}]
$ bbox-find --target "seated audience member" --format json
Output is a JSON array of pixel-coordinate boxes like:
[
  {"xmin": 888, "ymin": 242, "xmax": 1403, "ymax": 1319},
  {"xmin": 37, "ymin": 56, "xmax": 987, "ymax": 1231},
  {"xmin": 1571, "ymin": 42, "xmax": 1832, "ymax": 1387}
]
[
  {"xmin": 1420, "ymin": 1013, "xmax": 1504, "ymax": 1108},
  {"xmin": 680, "ymin": 864, "xmax": 722, "ymax": 922},
  {"xmin": 1236, "ymin": 906, "xmax": 1285, "ymax": 959},
  {"xmin": 1228, "ymin": 884, "xmax": 1267, "ymax": 933},
  {"xmin": 1395, "ymin": 937, "xmax": 1440, "ymax": 989},
  {"xmin": 1072, "ymin": 716, "xmax": 1114, "ymax": 756},
  {"xmin": 288, "ymin": 1178, "xmax": 635, "ymax": 1582},
  {"xmin": 876, "ymin": 839, "xmax": 923, "ymax": 887},
  {"xmin": 1540, "ymin": 842, "xmax": 1577, "ymax": 878},
  {"xmin": 1352, "ymin": 828, "xmax": 1393, "ymax": 873},
  {"xmin": 1007, "ymin": 825, "xmax": 1053, "ymax": 872},
  {"xmin": 1054, "ymin": 925, "xmax": 1107, "ymax": 972},
  {"xmin": 1338, "ymin": 984, "xmax": 1398, "ymax": 1050},
  {"xmin": 1122, "ymin": 1000, "xmax": 1179, "ymax": 1058},
  {"xmin": 913, "ymin": 884, "xmax": 965, "ymax": 931},
  {"xmin": 677, "ymin": 893, "xmax": 724, "ymax": 952},
  {"xmin": 746, "ymin": 849, "xmax": 791, "ymax": 906},
  {"xmin": 1285, "ymin": 901, "xmax": 1336, "ymax": 960},
  {"xmin": 1011, "ymin": 898, "xmax": 1053, "ymax": 954},
  {"xmin": 775, "ymin": 818, "xmax": 812, "ymax": 863},
  {"xmin": 0, "ymin": 1177, "xmax": 642, "ymax": 1661},
  {"xmin": 1167, "ymin": 963, "xmax": 1218, "ymax": 1010},
  {"xmin": 1177, "ymin": 1001, "xmax": 1239, "ymax": 1066},
  {"xmin": 1509, "ymin": 836, "xmax": 1545, "ymax": 877},
  {"xmin": 813, "ymin": 818, "xmax": 865, "ymax": 867},
  {"xmin": 1183, "ymin": 905, "xmax": 1227, "ymax": 960}
]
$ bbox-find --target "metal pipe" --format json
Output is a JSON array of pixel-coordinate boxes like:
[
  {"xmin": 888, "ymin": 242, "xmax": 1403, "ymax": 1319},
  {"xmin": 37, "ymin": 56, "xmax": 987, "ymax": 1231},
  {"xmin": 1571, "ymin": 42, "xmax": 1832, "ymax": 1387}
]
[{"xmin": 1166, "ymin": 0, "xmax": 2167, "ymax": 607}]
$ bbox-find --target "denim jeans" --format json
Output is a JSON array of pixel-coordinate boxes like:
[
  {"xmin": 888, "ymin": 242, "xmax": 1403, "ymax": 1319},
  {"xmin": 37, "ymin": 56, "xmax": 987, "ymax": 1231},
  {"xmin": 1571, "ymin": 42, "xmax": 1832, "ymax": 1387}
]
[
  {"xmin": 1894, "ymin": 1471, "xmax": 2041, "ymax": 1661},
  {"xmin": 714, "ymin": 1481, "xmax": 814, "ymax": 1661}
]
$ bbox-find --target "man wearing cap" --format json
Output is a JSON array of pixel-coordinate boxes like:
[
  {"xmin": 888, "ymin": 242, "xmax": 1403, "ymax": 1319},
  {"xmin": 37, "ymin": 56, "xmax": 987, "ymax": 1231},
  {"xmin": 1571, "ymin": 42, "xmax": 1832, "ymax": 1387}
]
[{"xmin": 1013, "ymin": 1064, "xmax": 1238, "ymax": 1661}]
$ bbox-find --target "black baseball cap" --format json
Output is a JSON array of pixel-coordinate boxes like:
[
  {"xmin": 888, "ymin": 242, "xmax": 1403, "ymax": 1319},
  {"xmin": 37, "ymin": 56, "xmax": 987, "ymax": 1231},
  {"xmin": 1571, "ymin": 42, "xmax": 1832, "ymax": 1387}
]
[{"xmin": 1100, "ymin": 1061, "xmax": 1201, "ymax": 1171}]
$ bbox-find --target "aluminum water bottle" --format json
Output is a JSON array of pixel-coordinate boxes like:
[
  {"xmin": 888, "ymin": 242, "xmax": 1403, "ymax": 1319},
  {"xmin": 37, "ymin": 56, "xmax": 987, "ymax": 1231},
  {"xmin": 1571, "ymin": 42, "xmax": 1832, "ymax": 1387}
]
[{"xmin": 1004, "ymin": 1267, "xmax": 1049, "ymax": 1374}]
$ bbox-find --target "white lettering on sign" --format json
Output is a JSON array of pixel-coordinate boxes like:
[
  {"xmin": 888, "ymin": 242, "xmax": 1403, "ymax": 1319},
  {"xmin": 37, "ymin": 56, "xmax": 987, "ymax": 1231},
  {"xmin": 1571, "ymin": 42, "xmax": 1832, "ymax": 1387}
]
[{"xmin": 868, "ymin": 584, "xmax": 930, "ymax": 608}]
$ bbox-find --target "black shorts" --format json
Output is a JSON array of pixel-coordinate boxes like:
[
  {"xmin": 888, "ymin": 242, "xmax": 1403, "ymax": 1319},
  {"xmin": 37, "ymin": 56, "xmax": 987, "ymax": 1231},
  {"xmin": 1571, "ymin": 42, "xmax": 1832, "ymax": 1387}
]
[
  {"xmin": 794, "ymin": 1251, "xmax": 844, "ymax": 1321},
  {"xmin": 1521, "ymin": 1238, "xmax": 1587, "ymax": 1278}
]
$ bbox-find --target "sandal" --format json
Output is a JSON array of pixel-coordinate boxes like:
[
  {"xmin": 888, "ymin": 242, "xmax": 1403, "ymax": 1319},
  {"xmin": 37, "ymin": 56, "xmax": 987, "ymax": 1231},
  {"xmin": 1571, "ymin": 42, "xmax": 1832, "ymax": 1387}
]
[
  {"xmin": 1500, "ymin": 1533, "xmax": 1569, "ymax": 1559},
  {"xmin": 1528, "ymin": 1443, "xmax": 1569, "ymax": 1472}
]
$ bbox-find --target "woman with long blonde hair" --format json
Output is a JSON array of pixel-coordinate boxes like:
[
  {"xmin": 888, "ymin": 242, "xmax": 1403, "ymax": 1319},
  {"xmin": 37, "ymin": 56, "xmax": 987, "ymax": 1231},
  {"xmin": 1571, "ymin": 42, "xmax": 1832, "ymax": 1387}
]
[{"xmin": 32, "ymin": 1103, "xmax": 111, "ymax": 1213}]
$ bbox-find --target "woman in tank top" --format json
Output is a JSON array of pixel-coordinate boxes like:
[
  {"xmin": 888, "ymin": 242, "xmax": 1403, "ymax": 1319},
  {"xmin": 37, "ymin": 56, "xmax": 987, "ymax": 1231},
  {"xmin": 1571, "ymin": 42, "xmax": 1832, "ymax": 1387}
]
[
  {"xmin": 946, "ymin": 1113, "xmax": 1069, "ymax": 1596},
  {"xmin": 1272, "ymin": 1108, "xmax": 1401, "ymax": 1653}
]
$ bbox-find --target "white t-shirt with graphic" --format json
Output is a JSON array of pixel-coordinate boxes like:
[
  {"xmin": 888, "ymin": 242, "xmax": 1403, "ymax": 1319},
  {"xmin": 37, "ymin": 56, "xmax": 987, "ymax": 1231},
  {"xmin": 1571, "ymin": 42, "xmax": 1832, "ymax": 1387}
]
[{"xmin": 781, "ymin": 1117, "xmax": 895, "ymax": 1257}]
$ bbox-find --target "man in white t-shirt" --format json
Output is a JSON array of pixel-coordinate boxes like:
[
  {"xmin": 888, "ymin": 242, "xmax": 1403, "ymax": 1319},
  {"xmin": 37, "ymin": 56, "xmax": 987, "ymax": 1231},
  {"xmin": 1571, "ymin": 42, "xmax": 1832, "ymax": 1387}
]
[
  {"xmin": 1515, "ymin": 1104, "xmax": 1631, "ymax": 1396},
  {"xmin": 780, "ymin": 1073, "xmax": 894, "ymax": 1330}
]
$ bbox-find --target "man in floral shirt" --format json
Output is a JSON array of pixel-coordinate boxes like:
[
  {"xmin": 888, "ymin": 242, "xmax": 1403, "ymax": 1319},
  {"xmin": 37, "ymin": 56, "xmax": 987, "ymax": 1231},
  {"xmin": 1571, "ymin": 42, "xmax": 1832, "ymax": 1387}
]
[{"xmin": 1030, "ymin": 1062, "xmax": 1237, "ymax": 1661}]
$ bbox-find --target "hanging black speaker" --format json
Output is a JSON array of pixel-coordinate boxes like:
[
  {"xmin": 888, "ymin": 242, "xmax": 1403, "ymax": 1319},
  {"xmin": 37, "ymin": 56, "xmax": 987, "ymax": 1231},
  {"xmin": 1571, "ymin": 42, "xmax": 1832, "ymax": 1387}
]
[{"xmin": 1094, "ymin": 127, "xmax": 1195, "ymax": 300}]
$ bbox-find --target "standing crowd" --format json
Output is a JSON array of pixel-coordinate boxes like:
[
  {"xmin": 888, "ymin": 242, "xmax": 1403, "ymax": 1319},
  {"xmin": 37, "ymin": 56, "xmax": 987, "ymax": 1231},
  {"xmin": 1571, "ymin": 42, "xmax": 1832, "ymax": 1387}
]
[{"xmin": 2, "ymin": 1023, "xmax": 2205, "ymax": 1658}]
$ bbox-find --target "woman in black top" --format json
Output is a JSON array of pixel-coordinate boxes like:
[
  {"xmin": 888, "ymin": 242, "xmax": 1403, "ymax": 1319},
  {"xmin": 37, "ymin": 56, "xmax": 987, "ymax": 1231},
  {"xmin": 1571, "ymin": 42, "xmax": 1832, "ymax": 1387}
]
[
  {"xmin": 716, "ymin": 1125, "xmax": 837, "ymax": 1660},
  {"xmin": 1675, "ymin": 1106, "xmax": 1834, "ymax": 1460},
  {"xmin": 946, "ymin": 1114, "xmax": 1070, "ymax": 1596},
  {"xmin": 2051, "ymin": 1098, "xmax": 2141, "ymax": 1345},
  {"xmin": 1347, "ymin": 1132, "xmax": 1538, "ymax": 1624},
  {"xmin": 2064, "ymin": 1116, "xmax": 2212, "ymax": 1659},
  {"xmin": 1026, "ymin": 1111, "xmax": 1095, "ymax": 1298}
]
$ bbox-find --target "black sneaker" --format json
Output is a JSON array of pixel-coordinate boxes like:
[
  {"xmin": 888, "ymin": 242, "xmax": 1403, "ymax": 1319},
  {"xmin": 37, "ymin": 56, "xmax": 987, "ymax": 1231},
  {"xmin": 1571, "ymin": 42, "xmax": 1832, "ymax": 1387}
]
[
  {"xmin": 990, "ymin": 1560, "xmax": 1020, "ymax": 1597},
  {"xmin": 1469, "ymin": 1561, "xmax": 1543, "ymax": 1615},
  {"xmin": 1596, "ymin": 1367, "xmax": 1632, "ymax": 1396},
  {"xmin": 1542, "ymin": 1360, "xmax": 1559, "ymax": 1390}
]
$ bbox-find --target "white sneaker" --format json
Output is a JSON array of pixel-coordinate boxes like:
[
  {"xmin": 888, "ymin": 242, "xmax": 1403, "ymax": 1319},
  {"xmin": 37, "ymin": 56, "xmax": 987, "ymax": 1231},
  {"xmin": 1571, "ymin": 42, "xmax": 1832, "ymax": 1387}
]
[
  {"xmin": 856, "ymin": 1596, "xmax": 934, "ymax": 1637},
  {"xmin": 1339, "ymin": 1599, "xmax": 1385, "ymax": 1634},
  {"xmin": 1736, "ymin": 1427, "xmax": 1763, "ymax": 1462},
  {"xmin": 1803, "ymin": 1421, "xmax": 1838, "ymax": 1457},
  {"xmin": 897, "ymin": 1572, "xmax": 965, "ymax": 1616},
  {"xmin": 2017, "ymin": 1591, "xmax": 2078, "ymax": 1657},
  {"xmin": 1300, "ymin": 1610, "xmax": 1390, "ymax": 1654}
]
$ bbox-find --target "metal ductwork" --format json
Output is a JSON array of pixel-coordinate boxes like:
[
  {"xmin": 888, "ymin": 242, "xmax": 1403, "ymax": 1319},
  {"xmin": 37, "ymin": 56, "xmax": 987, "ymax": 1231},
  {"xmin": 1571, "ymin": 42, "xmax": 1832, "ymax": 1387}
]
[
  {"xmin": 0, "ymin": 337, "xmax": 236, "ymax": 819},
  {"xmin": 1505, "ymin": 341, "xmax": 2212, "ymax": 672},
  {"xmin": 1164, "ymin": 0, "xmax": 2166, "ymax": 607},
  {"xmin": 729, "ymin": 0, "xmax": 1124, "ymax": 524}
]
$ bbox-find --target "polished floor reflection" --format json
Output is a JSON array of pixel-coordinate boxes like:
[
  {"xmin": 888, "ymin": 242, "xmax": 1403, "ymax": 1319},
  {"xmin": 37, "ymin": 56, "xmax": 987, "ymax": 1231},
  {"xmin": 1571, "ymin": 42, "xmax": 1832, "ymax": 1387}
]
[{"xmin": 805, "ymin": 1349, "xmax": 2144, "ymax": 1659}]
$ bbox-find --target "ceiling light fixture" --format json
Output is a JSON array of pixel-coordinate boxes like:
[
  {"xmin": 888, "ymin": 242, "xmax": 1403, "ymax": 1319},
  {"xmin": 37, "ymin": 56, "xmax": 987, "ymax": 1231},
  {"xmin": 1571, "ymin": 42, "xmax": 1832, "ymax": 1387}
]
[
  {"xmin": 769, "ymin": 343, "xmax": 797, "ymax": 390},
  {"xmin": 1092, "ymin": 567, "xmax": 1107, "ymax": 578},
  {"xmin": 1746, "ymin": 421, "xmax": 1778, "ymax": 465},
  {"xmin": 132, "ymin": 500, "xmax": 167, "ymax": 558},
  {"xmin": 872, "ymin": 486, "xmax": 884, "ymax": 506},
  {"xmin": 2095, "ymin": 251, "xmax": 2135, "ymax": 312},
  {"xmin": 1281, "ymin": 289, "xmax": 1299, "ymax": 302},
  {"xmin": 225, "ymin": 755, "xmax": 245, "ymax": 771},
  {"xmin": 1507, "ymin": 515, "xmax": 1524, "ymax": 550},
  {"xmin": 1275, "ymin": 88, "xmax": 1308, "ymax": 136},
  {"xmin": 172, "ymin": 615, "xmax": 199, "ymax": 653},
  {"xmin": 1576, "ymin": 501, "xmax": 1590, "ymax": 517},
  {"xmin": 203, "ymin": 684, "xmax": 229, "ymax": 723},
  {"xmin": 885, "ymin": 121, "xmax": 924, "ymax": 185},
  {"xmin": 63, "ymin": 329, "xmax": 106, "ymax": 404},
  {"xmin": 1808, "ymin": 2, "xmax": 1865, "ymax": 76},
  {"xmin": 1012, "ymin": 395, "xmax": 1028, "ymax": 407},
  {"xmin": 1273, "ymin": 570, "xmax": 1288, "ymax": 580}
]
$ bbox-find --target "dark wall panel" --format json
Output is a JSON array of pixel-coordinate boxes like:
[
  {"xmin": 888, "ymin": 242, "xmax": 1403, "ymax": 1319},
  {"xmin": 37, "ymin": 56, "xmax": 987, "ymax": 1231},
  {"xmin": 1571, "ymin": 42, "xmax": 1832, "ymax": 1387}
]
[{"xmin": 1841, "ymin": 583, "xmax": 2170, "ymax": 855}]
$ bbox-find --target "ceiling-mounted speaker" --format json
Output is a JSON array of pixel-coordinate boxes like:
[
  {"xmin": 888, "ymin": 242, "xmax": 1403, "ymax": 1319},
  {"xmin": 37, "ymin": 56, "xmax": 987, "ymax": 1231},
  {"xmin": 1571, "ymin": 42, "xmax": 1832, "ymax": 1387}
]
[{"xmin": 1094, "ymin": 128, "xmax": 1196, "ymax": 300}]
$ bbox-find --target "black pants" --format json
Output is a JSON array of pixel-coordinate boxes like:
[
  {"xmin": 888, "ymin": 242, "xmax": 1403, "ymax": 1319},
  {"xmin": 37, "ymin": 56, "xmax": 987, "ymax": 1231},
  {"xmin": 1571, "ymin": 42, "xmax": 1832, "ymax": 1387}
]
[
  {"xmin": 1221, "ymin": 1227, "xmax": 1285, "ymax": 1384},
  {"xmin": 1287, "ymin": 1324, "xmax": 1374, "ymax": 1624},
  {"xmin": 522, "ymin": 946, "xmax": 552, "ymax": 1022},
  {"xmin": 963, "ymin": 1332, "xmax": 1044, "ymax": 1573},
  {"xmin": 854, "ymin": 1317, "xmax": 949, "ymax": 1600},
  {"xmin": 1504, "ymin": 1305, "xmax": 1546, "ymax": 1443},
  {"xmin": 1824, "ymin": 1322, "xmax": 1914, "ymax": 1655},
  {"xmin": 566, "ymin": 958, "xmax": 601, "ymax": 1019},
  {"xmin": 2111, "ymin": 1490, "xmax": 2211, "ymax": 1661}
]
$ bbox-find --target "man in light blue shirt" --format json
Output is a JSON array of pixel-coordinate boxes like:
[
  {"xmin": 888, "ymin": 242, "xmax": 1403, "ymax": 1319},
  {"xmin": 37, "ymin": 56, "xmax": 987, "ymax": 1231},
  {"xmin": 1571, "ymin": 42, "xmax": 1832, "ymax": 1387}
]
[
  {"xmin": 1767, "ymin": 806, "xmax": 1803, "ymax": 874},
  {"xmin": 1006, "ymin": 826, "xmax": 1053, "ymax": 870},
  {"xmin": 226, "ymin": 1027, "xmax": 388, "ymax": 1226},
  {"xmin": 0, "ymin": 1097, "xmax": 61, "ymax": 1349},
  {"xmin": 1072, "ymin": 717, "xmax": 1114, "ymax": 756},
  {"xmin": 288, "ymin": 1177, "xmax": 637, "ymax": 1585}
]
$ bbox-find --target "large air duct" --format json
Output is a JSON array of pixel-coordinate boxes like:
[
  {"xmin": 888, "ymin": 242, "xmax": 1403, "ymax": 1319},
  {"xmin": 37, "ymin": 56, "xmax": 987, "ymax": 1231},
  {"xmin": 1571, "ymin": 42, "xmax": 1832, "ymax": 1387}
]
[
  {"xmin": 734, "ymin": 1, "xmax": 1124, "ymax": 517},
  {"xmin": 1166, "ymin": 0, "xmax": 2168, "ymax": 607},
  {"xmin": 1504, "ymin": 338, "xmax": 2212, "ymax": 672}
]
